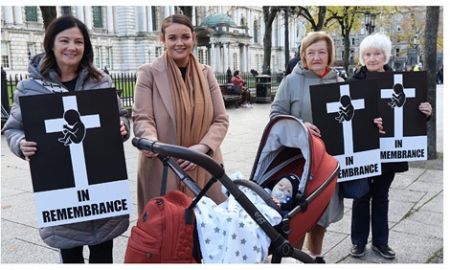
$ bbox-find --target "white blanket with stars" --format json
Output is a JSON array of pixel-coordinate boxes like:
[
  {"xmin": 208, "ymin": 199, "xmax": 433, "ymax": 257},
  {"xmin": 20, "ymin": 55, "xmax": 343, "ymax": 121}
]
[{"xmin": 194, "ymin": 186, "xmax": 282, "ymax": 263}]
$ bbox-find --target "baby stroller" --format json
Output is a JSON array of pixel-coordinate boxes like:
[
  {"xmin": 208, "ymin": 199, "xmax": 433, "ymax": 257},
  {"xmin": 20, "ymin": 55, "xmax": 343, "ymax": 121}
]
[{"xmin": 127, "ymin": 115, "xmax": 339, "ymax": 263}]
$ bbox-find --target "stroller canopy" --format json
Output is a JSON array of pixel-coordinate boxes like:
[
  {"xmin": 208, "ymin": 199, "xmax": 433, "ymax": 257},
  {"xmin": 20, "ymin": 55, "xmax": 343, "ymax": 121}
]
[{"xmin": 252, "ymin": 115, "xmax": 311, "ymax": 195}]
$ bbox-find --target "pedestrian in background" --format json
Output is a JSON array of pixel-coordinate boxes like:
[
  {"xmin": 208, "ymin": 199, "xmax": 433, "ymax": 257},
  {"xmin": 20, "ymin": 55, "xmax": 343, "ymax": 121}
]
[
  {"xmin": 270, "ymin": 31, "xmax": 344, "ymax": 263},
  {"xmin": 2, "ymin": 15, "xmax": 130, "ymax": 263},
  {"xmin": 349, "ymin": 33, "xmax": 432, "ymax": 260},
  {"xmin": 132, "ymin": 14, "xmax": 229, "ymax": 214},
  {"xmin": 231, "ymin": 70, "xmax": 252, "ymax": 108},
  {"xmin": 285, "ymin": 45, "xmax": 300, "ymax": 75}
]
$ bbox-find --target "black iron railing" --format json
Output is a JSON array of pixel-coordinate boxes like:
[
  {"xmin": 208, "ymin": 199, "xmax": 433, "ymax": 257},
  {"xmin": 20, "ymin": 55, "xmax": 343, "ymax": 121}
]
[{"xmin": 1, "ymin": 70, "xmax": 283, "ymax": 112}]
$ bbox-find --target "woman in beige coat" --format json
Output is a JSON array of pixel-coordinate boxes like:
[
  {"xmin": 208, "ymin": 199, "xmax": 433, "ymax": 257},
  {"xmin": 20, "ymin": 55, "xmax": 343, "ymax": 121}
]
[{"xmin": 133, "ymin": 14, "xmax": 229, "ymax": 213}]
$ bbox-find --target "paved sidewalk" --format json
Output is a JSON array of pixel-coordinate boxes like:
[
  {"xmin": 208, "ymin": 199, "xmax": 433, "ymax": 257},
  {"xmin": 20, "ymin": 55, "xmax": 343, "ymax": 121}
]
[{"xmin": 1, "ymin": 85, "xmax": 444, "ymax": 264}]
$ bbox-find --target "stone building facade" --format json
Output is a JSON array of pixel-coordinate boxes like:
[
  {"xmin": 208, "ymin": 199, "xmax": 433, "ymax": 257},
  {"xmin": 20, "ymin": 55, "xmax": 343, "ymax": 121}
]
[{"xmin": 1, "ymin": 6, "xmax": 306, "ymax": 75}]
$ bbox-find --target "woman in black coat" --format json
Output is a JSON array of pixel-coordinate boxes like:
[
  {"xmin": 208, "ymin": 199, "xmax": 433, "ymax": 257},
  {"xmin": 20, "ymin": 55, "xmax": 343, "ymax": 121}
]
[{"xmin": 349, "ymin": 33, "xmax": 432, "ymax": 260}]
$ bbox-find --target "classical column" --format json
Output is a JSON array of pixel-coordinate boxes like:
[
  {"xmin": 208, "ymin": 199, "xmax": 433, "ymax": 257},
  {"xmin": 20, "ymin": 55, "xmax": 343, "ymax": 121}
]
[
  {"xmin": 192, "ymin": 7, "xmax": 196, "ymax": 26},
  {"xmin": 137, "ymin": 6, "xmax": 146, "ymax": 32},
  {"xmin": 147, "ymin": 6, "xmax": 153, "ymax": 31},
  {"xmin": 170, "ymin": 6, "xmax": 175, "ymax": 16},
  {"xmin": 249, "ymin": 10, "xmax": 254, "ymax": 37},
  {"xmin": 3, "ymin": 6, "xmax": 14, "ymax": 24},
  {"xmin": 245, "ymin": 45, "xmax": 249, "ymax": 72},
  {"xmin": 215, "ymin": 44, "xmax": 221, "ymax": 72},
  {"xmin": 77, "ymin": 6, "xmax": 85, "ymax": 23},
  {"xmin": 239, "ymin": 45, "xmax": 245, "ymax": 72},
  {"xmin": 13, "ymin": 6, "xmax": 23, "ymax": 25},
  {"xmin": 208, "ymin": 44, "xmax": 214, "ymax": 68},
  {"xmin": 224, "ymin": 43, "xmax": 229, "ymax": 72},
  {"xmin": 164, "ymin": 6, "xmax": 170, "ymax": 18},
  {"xmin": 107, "ymin": 6, "xmax": 114, "ymax": 33},
  {"xmin": 192, "ymin": 46, "xmax": 198, "ymax": 58},
  {"xmin": 84, "ymin": 6, "xmax": 92, "ymax": 29}
]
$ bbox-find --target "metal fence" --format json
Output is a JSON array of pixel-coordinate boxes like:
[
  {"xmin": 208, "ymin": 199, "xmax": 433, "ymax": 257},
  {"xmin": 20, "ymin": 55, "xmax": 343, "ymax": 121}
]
[
  {"xmin": 1, "ymin": 71, "xmax": 284, "ymax": 112},
  {"xmin": 215, "ymin": 72, "xmax": 284, "ymax": 89},
  {"xmin": 1, "ymin": 72, "xmax": 137, "ymax": 111}
]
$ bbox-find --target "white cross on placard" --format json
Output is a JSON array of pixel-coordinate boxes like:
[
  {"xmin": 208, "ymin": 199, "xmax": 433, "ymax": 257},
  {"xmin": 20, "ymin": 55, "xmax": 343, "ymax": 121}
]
[
  {"xmin": 326, "ymin": 84, "xmax": 365, "ymax": 155},
  {"xmin": 380, "ymin": 74, "xmax": 416, "ymax": 139},
  {"xmin": 44, "ymin": 96, "xmax": 100, "ymax": 189}
]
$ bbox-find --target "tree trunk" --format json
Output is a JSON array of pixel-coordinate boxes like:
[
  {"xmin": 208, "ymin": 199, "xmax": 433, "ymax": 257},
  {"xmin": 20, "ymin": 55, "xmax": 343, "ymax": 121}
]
[
  {"xmin": 424, "ymin": 6, "xmax": 440, "ymax": 159},
  {"xmin": 263, "ymin": 7, "xmax": 278, "ymax": 74},
  {"xmin": 40, "ymin": 6, "xmax": 57, "ymax": 30},
  {"xmin": 316, "ymin": 6, "xmax": 326, "ymax": 31},
  {"xmin": 179, "ymin": 6, "xmax": 193, "ymax": 22},
  {"xmin": 284, "ymin": 7, "xmax": 290, "ymax": 72},
  {"xmin": 343, "ymin": 28, "xmax": 351, "ymax": 73}
]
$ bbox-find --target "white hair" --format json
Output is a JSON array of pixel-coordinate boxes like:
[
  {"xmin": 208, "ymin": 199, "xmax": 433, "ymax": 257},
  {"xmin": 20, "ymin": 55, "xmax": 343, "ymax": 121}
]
[{"xmin": 359, "ymin": 33, "xmax": 392, "ymax": 66}]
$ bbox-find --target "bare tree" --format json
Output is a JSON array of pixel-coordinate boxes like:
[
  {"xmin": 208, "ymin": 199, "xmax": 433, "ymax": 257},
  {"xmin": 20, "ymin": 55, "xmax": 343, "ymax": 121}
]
[
  {"xmin": 424, "ymin": 6, "xmax": 440, "ymax": 159},
  {"xmin": 179, "ymin": 6, "xmax": 193, "ymax": 22},
  {"xmin": 296, "ymin": 6, "xmax": 327, "ymax": 31},
  {"xmin": 284, "ymin": 7, "xmax": 290, "ymax": 71},
  {"xmin": 263, "ymin": 6, "xmax": 280, "ymax": 74},
  {"xmin": 325, "ymin": 6, "xmax": 361, "ymax": 73},
  {"xmin": 40, "ymin": 6, "xmax": 57, "ymax": 30}
]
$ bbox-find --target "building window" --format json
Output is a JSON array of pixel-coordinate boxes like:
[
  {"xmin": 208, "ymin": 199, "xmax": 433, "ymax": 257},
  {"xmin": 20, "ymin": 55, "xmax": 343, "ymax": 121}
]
[
  {"xmin": 94, "ymin": 47, "xmax": 101, "ymax": 68},
  {"xmin": 92, "ymin": 6, "xmax": 104, "ymax": 28},
  {"xmin": 61, "ymin": 6, "xmax": 72, "ymax": 16},
  {"xmin": 25, "ymin": 7, "xmax": 38, "ymax": 22},
  {"xmin": 241, "ymin": 17, "xmax": 247, "ymax": 27},
  {"xmin": 253, "ymin": 20, "xmax": 258, "ymax": 43},
  {"xmin": 105, "ymin": 47, "xmax": 112, "ymax": 69},
  {"xmin": 197, "ymin": 49, "xmax": 204, "ymax": 64},
  {"xmin": 152, "ymin": 7, "xmax": 158, "ymax": 31},
  {"xmin": 351, "ymin": 38, "xmax": 355, "ymax": 46},
  {"xmin": 155, "ymin": 47, "xmax": 162, "ymax": 57},
  {"xmin": 272, "ymin": 55, "xmax": 275, "ymax": 69},
  {"xmin": 396, "ymin": 48, "xmax": 400, "ymax": 57},
  {"xmin": 2, "ymin": 42, "xmax": 11, "ymax": 68},
  {"xmin": 27, "ymin": 43, "xmax": 37, "ymax": 60}
]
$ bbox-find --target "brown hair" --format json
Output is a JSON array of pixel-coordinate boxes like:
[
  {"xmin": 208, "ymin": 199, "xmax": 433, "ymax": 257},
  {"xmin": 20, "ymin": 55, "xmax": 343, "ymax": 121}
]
[
  {"xmin": 160, "ymin": 14, "xmax": 194, "ymax": 40},
  {"xmin": 41, "ymin": 15, "xmax": 102, "ymax": 80},
  {"xmin": 300, "ymin": 31, "xmax": 335, "ymax": 68}
]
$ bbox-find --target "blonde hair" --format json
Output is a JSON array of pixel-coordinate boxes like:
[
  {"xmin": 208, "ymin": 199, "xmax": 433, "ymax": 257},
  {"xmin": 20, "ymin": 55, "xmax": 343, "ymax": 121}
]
[
  {"xmin": 300, "ymin": 31, "xmax": 335, "ymax": 68},
  {"xmin": 359, "ymin": 33, "xmax": 392, "ymax": 66}
]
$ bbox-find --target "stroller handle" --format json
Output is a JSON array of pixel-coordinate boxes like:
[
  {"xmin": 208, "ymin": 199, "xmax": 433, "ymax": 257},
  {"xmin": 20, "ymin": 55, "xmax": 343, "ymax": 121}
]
[{"xmin": 132, "ymin": 138, "xmax": 225, "ymax": 179}]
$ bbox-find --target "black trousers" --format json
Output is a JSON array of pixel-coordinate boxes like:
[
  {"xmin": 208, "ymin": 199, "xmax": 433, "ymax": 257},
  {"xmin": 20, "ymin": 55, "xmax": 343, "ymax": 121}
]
[
  {"xmin": 60, "ymin": 239, "xmax": 113, "ymax": 263},
  {"xmin": 351, "ymin": 172, "xmax": 395, "ymax": 246}
]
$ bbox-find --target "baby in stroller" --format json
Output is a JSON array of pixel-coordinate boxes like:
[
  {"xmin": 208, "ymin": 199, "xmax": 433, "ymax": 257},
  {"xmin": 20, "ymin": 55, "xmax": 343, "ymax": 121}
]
[
  {"xmin": 267, "ymin": 174, "xmax": 300, "ymax": 212},
  {"xmin": 127, "ymin": 115, "xmax": 339, "ymax": 264}
]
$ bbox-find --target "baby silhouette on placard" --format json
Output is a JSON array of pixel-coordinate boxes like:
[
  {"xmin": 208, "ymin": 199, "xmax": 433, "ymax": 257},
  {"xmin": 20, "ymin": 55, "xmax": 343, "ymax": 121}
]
[
  {"xmin": 335, "ymin": 95, "xmax": 354, "ymax": 123},
  {"xmin": 388, "ymin": 83, "xmax": 406, "ymax": 108},
  {"xmin": 58, "ymin": 109, "xmax": 85, "ymax": 146}
]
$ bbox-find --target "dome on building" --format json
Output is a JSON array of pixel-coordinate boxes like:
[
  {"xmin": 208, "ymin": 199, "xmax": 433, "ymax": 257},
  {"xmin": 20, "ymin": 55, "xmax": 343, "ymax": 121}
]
[{"xmin": 201, "ymin": 13, "xmax": 236, "ymax": 27}]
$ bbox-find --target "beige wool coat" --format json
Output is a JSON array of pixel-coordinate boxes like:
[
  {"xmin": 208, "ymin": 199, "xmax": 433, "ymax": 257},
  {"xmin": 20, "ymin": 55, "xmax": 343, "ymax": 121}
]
[{"xmin": 132, "ymin": 56, "xmax": 229, "ymax": 214}]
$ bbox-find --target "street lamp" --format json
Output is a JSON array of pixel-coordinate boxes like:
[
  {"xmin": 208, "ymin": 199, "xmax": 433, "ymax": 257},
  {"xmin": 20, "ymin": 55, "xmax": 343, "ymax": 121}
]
[{"xmin": 364, "ymin": 11, "xmax": 376, "ymax": 34}]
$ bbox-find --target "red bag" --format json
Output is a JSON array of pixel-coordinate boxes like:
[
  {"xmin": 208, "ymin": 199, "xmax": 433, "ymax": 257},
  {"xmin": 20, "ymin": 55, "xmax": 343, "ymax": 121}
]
[{"xmin": 124, "ymin": 190, "xmax": 199, "ymax": 263}]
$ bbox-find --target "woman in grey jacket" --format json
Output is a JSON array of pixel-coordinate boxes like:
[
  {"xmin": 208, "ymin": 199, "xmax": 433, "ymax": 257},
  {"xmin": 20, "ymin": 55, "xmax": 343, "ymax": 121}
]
[
  {"xmin": 2, "ymin": 16, "xmax": 129, "ymax": 263},
  {"xmin": 270, "ymin": 31, "xmax": 344, "ymax": 263}
]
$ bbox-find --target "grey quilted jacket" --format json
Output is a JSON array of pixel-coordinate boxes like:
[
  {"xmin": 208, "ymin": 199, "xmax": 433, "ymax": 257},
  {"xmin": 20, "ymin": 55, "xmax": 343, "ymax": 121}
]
[
  {"xmin": 270, "ymin": 63, "xmax": 343, "ymax": 122},
  {"xmin": 2, "ymin": 54, "xmax": 129, "ymax": 249}
]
